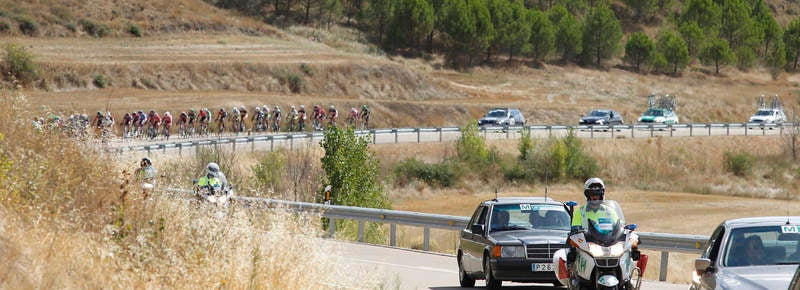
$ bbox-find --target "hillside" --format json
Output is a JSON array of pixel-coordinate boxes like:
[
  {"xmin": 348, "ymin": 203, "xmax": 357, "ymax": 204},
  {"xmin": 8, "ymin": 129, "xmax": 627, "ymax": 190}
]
[{"xmin": 1, "ymin": 0, "xmax": 799, "ymax": 127}]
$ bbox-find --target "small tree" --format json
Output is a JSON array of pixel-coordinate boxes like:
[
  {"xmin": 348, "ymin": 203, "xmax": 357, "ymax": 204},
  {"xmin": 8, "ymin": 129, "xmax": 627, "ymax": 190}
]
[
  {"xmin": 456, "ymin": 120, "xmax": 489, "ymax": 167},
  {"xmin": 699, "ymin": 38, "xmax": 734, "ymax": 74},
  {"xmin": 319, "ymin": 126, "xmax": 387, "ymax": 209},
  {"xmin": 581, "ymin": 5, "xmax": 623, "ymax": 66},
  {"xmin": 657, "ymin": 30, "xmax": 690, "ymax": 74},
  {"xmin": 624, "ymin": 32, "xmax": 655, "ymax": 72}
]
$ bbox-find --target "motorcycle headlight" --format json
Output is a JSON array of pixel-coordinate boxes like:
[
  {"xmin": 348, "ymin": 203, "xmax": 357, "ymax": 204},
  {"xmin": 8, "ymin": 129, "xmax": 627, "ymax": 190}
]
[
  {"xmin": 498, "ymin": 245, "xmax": 526, "ymax": 258},
  {"xmin": 588, "ymin": 242, "xmax": 625, "ymax": 257}
]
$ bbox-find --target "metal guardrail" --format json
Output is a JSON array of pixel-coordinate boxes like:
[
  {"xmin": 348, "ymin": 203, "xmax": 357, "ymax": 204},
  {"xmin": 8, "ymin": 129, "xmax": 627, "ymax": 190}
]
[
  {"xmin": 161, "ymin": 189, "xmax": 708, "ymax": 282},
  {"xmin": 111, "ymin": 122, "xmax": 796, "ymax": 155}
]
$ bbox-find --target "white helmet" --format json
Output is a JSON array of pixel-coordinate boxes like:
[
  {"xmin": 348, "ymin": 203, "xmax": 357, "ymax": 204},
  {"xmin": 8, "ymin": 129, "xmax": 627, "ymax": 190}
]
[
  {"xmin": 207, "ymin": 162, "xmax": 220, "ymax": 177},
  {"xmin": 165, "ymin": 112, "xmax": 171, "ymax": 116},
  {"xmin": 330, "ymin": 105, "xmax": 335, "ymax": 110},
  {"xmin": 583, "ymin": 177, "xmax": 605, "ymax": 201},
  {"xmin": 300, "ymin": 105, "xmax": 305, "ymax": 109}
]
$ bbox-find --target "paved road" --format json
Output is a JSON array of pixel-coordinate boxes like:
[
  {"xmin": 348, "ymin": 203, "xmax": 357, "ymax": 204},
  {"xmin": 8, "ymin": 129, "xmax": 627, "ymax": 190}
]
[{"xmin": 337, "ymin": 241, "xmax": 689, "ymax": 290}]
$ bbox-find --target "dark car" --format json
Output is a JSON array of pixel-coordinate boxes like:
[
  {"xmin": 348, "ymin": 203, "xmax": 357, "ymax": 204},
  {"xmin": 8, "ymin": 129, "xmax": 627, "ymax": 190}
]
[
  {"xmin": 478, "ymin": 108, "xmax": 526, "ymax": 127},
  {"xmin": 457, "ymin": 197, "xmax": 571, "ymax": 289},
  {"xmin": 578, "ymin": 109, "xmax": 623, "ymax": 126},
  {"xmin": 691, "ymin": 216, "xmax": 800, "ymax": 290}
]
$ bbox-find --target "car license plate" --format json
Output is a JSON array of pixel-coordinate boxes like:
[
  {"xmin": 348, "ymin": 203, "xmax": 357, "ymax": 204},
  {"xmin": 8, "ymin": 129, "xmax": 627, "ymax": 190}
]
[{"xmin": 532, "ymin": 263, "xmax": 553, "ymax": 272}]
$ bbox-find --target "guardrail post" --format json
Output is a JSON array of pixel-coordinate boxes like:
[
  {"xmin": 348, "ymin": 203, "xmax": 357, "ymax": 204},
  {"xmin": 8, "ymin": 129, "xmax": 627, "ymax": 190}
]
[
  {"xmin": 424, "ymin": 227, "xmax": 430, "ymax": 251},
  {"xmin": 631, "ymin": 125, "xmax": 635, "ymax": 138},
  {"xmin": 394, "ymin": 129, "xmax": 399, "ymax": 144},
  {"xmin": 726, "ymin": 124, "xmax": 730, "ymax": 136},
  {"xmin": 417, "ymin": 128, "xmax": 421, "ymax": 143},
  {"xmin": 689, "ymin": 124, "xmax": 693, "ymax": 137},
  {"xmin": 660, "ymin": 251, "xmax": 669, "ymax": 281},
  {"xmin": 290, "ymin": 134, "xmax": 294, "ymax": 150},
  {"xmin": 372, "ymin": 130, "xmax": 377, "ymax": 144},
  {"xmin": 707, "ymin": 124, "xmax": 711, "ymax": 136},
  {"xmin": 270, "ymin": 136, "xmax": 274, "ymax": 151},
  {"xmin": 329, "ymin": 218, "xmax": 336, "ymax": 238},
  {"xmin": 610, "ymin": 126, "xmax": 615, "ymax": 138},
  {"xmin": 745, "ymin": 123, "xmax": 748, "ymax": 136},
  {"xmin": 506, "ymin": 126, "xmax": 510, "ymax": 139},
  {"xmin": 251, "ymin": 138, "xmax": 255, "ymax": 152},
  {"xmin": 358, "ymin": 220, "xmax": 365, "ymax": 242},
  {"xmin": 650, "ymin": 125, "xmax": 654, "ymax": 137},
  {"xmin": 590, "ymin": 127, "xmax": 594, "ymax": 138},
  {"xmin": 177, "ymin": 143, "xmax": 182, "ymax": 157},
  {"xmin": 232, "ymin": 139, "xmax": 236, "ymax": 151},
  {"xmin": 763, "ymin": 125, "xmax": 766, "ymax": 136},
  {"xmin": 439, "ymin": 128, "xmax": 443, "ymax": 142},
  {"xmin": 548, "ymin": 125, "xmax": 553, "ymax": 136},
  {"xmin": 390, "ymin": 224, "xmax": 397, "ymax": 246}
]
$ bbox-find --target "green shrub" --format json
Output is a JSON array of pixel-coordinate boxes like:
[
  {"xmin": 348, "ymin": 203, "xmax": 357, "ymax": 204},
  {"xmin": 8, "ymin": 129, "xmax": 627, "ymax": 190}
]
[
  {"xmin": 393, "ymin": 158, "xmax": 459, "ymax": 187},
  {"xmin": 287, "ymin": 73, "xmax": 302, "ymax": 93},
  {"xmin": 3, "ymin": 43, "xmax": 39, "ymax": 85},
  {"xmin": 512, "ymin": 131, "xmax": 598, "ymax": 184},
  {"xmin": 128, "ymin": 23, "xmax": 142, "ymax": 37},
  {"xmin": 79, "ymin": 19, "xmax": 110, "ymax": 38},
  {"xmin": 251, "ymin": 150, "xmax": 287, "ymax": 193},
  {"xmin": 724, "ymin": 151, "xmax": 754, "ymax": 177},
  {"xmin": 300, "ymin": 63, "xmax": 313, "ymax": 76},
  {"xmin": 0, "ymin": 20, "xmax": 10, "ymax": 33},
  {"xmin": 456, "ymin": 121, "xmax": 490, "ymax": 167},
  {"xmin": 15, "ymin": 15, "xmax": 38, "ymax": 36},
  {"xmin": 518, "ymin": 129, "xmax": 532, "ymax": 161},
  {"xmin": 93, "ymin": 74, "xmax": 110, "ymax": 88}
]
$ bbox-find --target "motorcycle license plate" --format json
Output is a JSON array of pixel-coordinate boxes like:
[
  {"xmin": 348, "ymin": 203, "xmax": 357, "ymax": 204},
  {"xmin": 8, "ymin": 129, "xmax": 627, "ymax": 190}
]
[{"xmin": 532, "ymin": 263, "xmax": 554, "ymax": 272}]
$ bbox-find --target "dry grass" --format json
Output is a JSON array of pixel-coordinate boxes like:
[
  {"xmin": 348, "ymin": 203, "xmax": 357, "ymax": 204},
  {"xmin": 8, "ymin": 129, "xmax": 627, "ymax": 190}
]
[{"xmin": 0, "ymin": 89, "xmax": 384, "ymax": 289}]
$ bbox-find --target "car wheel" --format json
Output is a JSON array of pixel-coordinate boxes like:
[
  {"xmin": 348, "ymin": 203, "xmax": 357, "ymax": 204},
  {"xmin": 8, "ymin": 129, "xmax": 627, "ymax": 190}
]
[
  {"xmin": 484, "ymin": 255, "xmax": 502, "ymax": 289},
  {"xmin": 459, "ymin": 255, "xmax": 476, "ymax": 287}
]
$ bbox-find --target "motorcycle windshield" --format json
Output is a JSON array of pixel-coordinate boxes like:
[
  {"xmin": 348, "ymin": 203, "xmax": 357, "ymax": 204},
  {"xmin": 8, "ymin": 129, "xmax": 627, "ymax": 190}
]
[{"xmin": 579, "ymin": 200, "xmax": 626, "ymax": 245}]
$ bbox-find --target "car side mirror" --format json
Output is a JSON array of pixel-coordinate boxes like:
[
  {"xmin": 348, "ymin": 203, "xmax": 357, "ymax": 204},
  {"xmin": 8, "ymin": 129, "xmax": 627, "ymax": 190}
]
[
  {"xmin": 694, "ymin": 258, "xmax": 712, "ymax": 272},
  {"xmin": 471, "ymin": 224, "xmax": 485, "ymax": 235}
]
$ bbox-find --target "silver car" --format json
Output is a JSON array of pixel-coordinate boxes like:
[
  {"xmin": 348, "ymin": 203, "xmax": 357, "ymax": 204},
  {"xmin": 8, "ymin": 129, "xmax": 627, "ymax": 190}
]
[{"xmin": 691, "ymin": 216, "xmax": 800, "ymax": 290}]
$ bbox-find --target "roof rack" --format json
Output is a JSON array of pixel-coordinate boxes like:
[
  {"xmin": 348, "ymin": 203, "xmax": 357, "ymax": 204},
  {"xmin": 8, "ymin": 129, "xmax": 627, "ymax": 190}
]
[
  {"xmin": 647, "ymin": 93, "xmax": 677, "ymax": 111},
  {"xmin": 756, "ymin": 94, "xmax": 782, "ymax": 110}
]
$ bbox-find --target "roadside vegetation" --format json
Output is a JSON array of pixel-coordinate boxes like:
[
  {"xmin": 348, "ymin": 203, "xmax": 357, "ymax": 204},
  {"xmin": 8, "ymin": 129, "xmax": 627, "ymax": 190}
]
[{"xmin": 0, "ymin": 89, "xmax": 383, "ymax": 289}]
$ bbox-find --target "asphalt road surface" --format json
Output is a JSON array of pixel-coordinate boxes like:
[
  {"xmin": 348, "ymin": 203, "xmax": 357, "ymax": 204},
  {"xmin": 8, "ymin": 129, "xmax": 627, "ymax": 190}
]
[{"xmin": 336, "ymin": 241, "xmax": 689, "ymax": 290}]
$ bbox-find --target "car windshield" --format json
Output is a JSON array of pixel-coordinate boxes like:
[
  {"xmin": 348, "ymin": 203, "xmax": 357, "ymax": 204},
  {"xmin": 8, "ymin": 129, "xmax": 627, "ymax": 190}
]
[
  {"xmin": 724, "ymin": 225, "xmax": 800, "ymax": 267},
  {"xmin": 485, "ymin": 110, "xmax": 507, "ymax": 118},
  {"xmin": 489, "ymin": 204, "xmax": 570, "ymax": 232},
  {"xmin": 588, "ymin": 110, "xmax": 609, "ymax": 117},
  {"xmin": 755, "ymin": 110, "xmax": 774, "ymax": 116},
  {"xmin": 643, "ymin": 108, "xmax": 664, "ymax": 117}
]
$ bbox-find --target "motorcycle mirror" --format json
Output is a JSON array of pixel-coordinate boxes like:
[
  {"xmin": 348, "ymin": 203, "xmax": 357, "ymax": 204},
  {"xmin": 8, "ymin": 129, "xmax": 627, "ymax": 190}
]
[
  {"xmin": 565, "ymin": 201, "xmax": 578, "ymax": 207},
  {"xmin": 625, "ymin": 224, "xmax": 638, "ymax": 231}
]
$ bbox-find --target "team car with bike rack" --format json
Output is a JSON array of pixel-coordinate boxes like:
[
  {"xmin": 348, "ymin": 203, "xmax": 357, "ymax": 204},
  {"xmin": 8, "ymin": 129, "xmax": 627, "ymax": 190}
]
[{"xmin": 457, "ymin": 197, "xmax": 572, "ymax": 289}]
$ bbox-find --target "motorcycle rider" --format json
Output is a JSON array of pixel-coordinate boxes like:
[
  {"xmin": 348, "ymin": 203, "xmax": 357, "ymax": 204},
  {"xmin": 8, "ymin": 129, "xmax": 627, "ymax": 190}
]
[
  {"xmin": 196, "ymin": 162, "xmax": 223, "ymax": 193},
  {"xmin": 567, "ymin": 178, "xmax": 638, "ymax": 267}
]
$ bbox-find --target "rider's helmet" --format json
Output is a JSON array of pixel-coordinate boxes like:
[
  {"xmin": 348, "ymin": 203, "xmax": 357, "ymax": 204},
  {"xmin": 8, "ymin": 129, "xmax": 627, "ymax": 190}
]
[
  {"xmin": 583, "ymin": 177, "xmax": 605, "ymax": 203},
  {"xmin": 97, "ymin": 111, "xmax": 103, "ymax": 116},
  {"xmin": 141, "ymin": 157, "xmax": 152, "ymax": 167},
  {"xmin": 274, "ymin": 105, "xmax": 280, "ymax": 110},
  {"xmin": 291, "ymin": 105, "xmax": 295, "ymax": 110},
  {"xmin": 220, "ymin": 107, "xmax": 225, "ymax": 111},
  {"xmin": 206, "ymin": 162, "xmax": 221, "ymax": 177},
  {"xmin": 164, "ymin": 112, "xmax": 171, "ymax": 117},
  {"xmin": 239, "ymin": 106, "xmax": 246, "ymax": 111},
  {"xmin": 362, "ymin": 104, "xmax": 367, "ymax": 109},
  {"xmin": 313, "ymin": 105, "xmax": 319, "ymax": 110},
  {"xmin": 190, "ymin": 108, "xmax": 195, "ymax": 113},
  {"xmin": 330, "ymin": 105, "xmax": 335, "ymax": 110},
  {"xmin": 300, "ymin": 105, "xmax": 305, "ymax": 109}
]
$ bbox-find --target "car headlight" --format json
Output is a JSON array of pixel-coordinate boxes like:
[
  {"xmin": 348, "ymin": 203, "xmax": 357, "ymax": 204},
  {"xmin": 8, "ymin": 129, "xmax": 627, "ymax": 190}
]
[
  {"xmin": 588, "ymin": 242, "xmax": 624, "ymax": 257},
  {"xmin": 496, "ymin": 245, "xmax": 526, "ymax": 258}
]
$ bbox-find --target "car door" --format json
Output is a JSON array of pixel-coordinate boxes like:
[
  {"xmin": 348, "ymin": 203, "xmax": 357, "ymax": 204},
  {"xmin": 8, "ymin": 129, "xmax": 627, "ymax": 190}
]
[
  {"xmin": 695, "ymin": 225, "xmax": 726, "ymax": 290},
  {"xmin": 461, "ymin": 205, "xmax": 488, "ymax": 273}
]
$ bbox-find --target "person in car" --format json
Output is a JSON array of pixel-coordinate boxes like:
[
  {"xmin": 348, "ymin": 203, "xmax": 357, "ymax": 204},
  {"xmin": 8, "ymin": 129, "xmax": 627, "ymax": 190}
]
[{"xmin": 730, "ymin": 236, "xmax": 766, "ymax": 266}]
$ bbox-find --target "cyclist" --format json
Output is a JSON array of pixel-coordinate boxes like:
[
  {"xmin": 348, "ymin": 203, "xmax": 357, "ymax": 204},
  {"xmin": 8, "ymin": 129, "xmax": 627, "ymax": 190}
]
[
  {"xmin": 148, "ymin": 110, "xmax": 161, "ymax": 140},
  {"xmin": 216, "ymin": 107, "xmax": 228, "ymax": 134},
  {"xmin": 122, "ymin": 112, "xmax": 133, "ymax": 138},
  {"xmin": 298, "ymin": 105, "xmax": 307, "ymax": 131},
  {"xmin": 271, "ymin": 105, "xmax": 282, "ymax": 132},
  {"xmin": 238, "ymin": 106, "xmax": 248, "ymax": 133},
  {"xmin": 179, "ymin": 111, "xmax": 189, "ymax": 137},
  {"xmin": 348, "ymin": 107, "xmax": 358, "ymax": 127},
  {"xmin": 327, "ymin": 105, "xmax": 338, "ymax": 128},
  {"xmin": 187, "ymin": 108, "xmax": 197, "ymax": 134},
  {"xmin": 231, "ymin": 107, "xmax": 240, "ymax": 134},
  {"xmin": 162, "ymin": 112, "xmax": 173, "ymax": 140},
  {"xmin": 198, "ymin": 108, "xmax": 208, "ymax": 135},
  {"xmin": 360, "ymin": 105, "xmax": 371, "ymax": 130},
  {"xmin": 288, "ymin": 105, "xmax": 298, "ymax": 131}
]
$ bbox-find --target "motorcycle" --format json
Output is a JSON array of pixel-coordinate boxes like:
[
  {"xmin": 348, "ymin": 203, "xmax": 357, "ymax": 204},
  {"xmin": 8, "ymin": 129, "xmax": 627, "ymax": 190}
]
[
  {"xmin": 553, "ymin": 200, "xmax": 648, "ymax": 290},
  {"xmin": 192, "ymin": 180, "xmax": 235, "ymax": 207}
]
